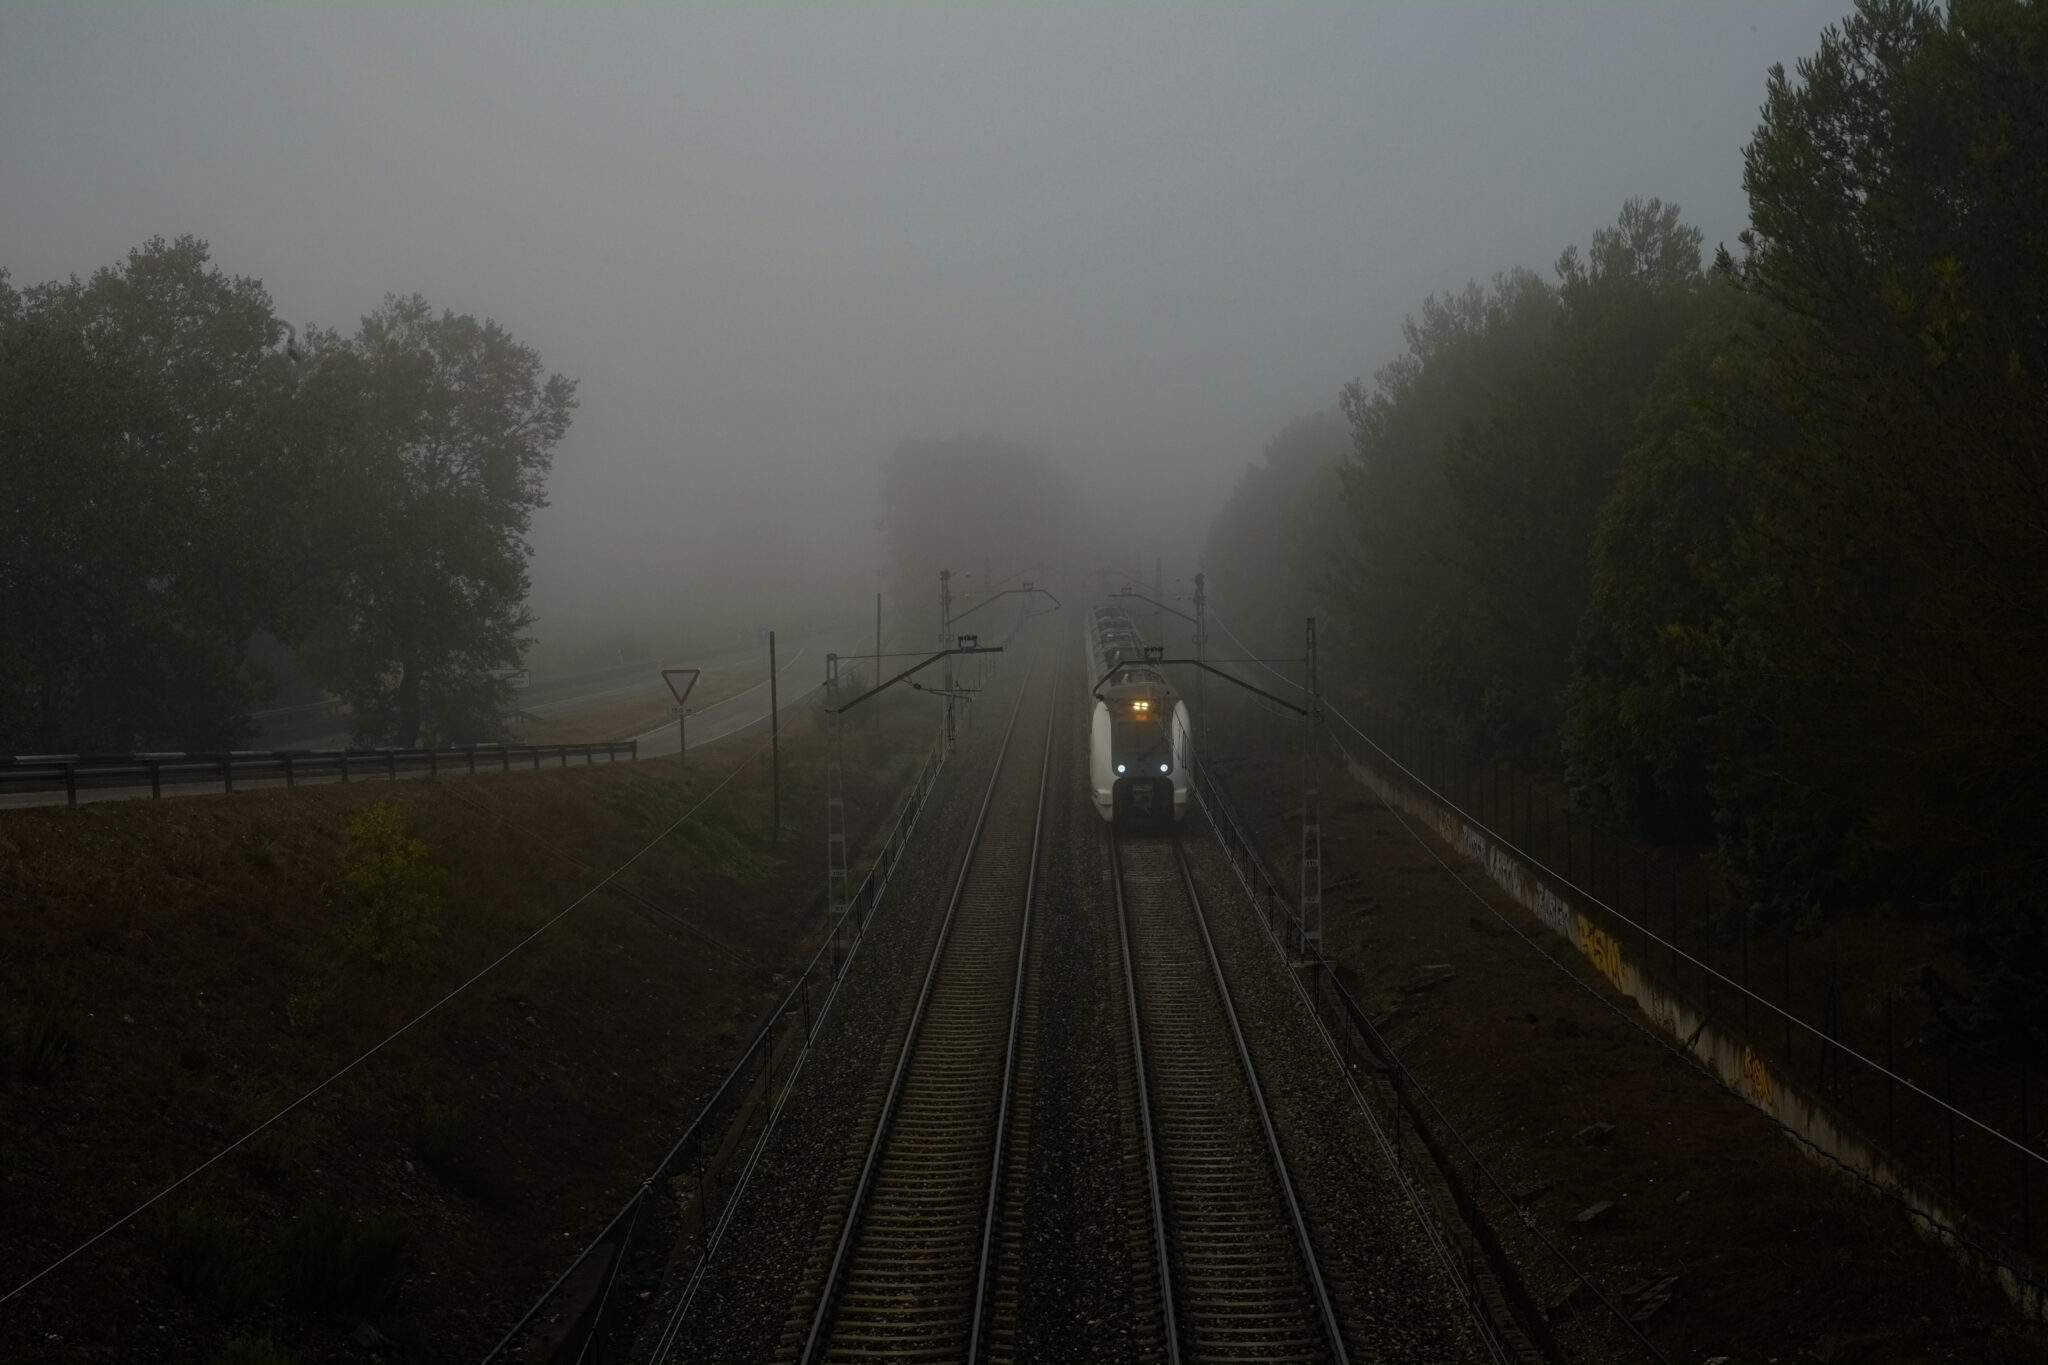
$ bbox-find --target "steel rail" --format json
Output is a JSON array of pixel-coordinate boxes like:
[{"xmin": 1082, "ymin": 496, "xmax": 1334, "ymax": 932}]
[
  {"xmin": 966, "ymin": 658, "xmax": 1059, "ymax": 1362},
  {"xmin": 1172, "ymin": 832, "xmax": 1352, "ymax": 1365},
  {"xmin": 1109, "ymin": 829, "xmax": 1183, "ymax": 1365},
  {"xmin": 796, "ymin": 657, "xmax": 1048, "ymax": 1365}
]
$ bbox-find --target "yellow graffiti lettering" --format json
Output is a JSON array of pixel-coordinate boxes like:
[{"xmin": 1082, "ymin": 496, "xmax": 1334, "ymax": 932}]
[
  {"xmin": 1573, "ymin": 913, "xmax": 1630, "ymax": 993},
  {"xmin": 1741, "ymin": 1045, "xmax": 1774, "ymax": 1106}
]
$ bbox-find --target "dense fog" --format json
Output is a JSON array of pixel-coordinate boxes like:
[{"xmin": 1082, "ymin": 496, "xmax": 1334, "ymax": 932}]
[{"xmin": 1, "ymin": 3, "xmax": 1840, "ymax": 659}]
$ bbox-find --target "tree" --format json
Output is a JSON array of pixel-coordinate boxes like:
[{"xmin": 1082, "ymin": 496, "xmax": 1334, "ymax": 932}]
[
  {"xmin": 1336, "ymin": 270, "xmax": 1561, "ymax": 715},
  {"xmin": 307, "ymin": 296, "xmax": 576, "ymax": 747},
  {"xmin": 1566, "ymin": 0, "xmax": 2048, "ymax": 1043},
  {"xmin": 1440, "ymin": 198, "xmax": 1709, "ymax": 755},
  {"xmin": 0, "ymin": 238, "xmax": 314, "ymax": 751},
  {"xmin": 877, "ymin": 436, "xmax": 1086, "ymax": 630},
  {"xmin": 1204, "ymin": 410, "xmax": 1351, "ymax": 660}
]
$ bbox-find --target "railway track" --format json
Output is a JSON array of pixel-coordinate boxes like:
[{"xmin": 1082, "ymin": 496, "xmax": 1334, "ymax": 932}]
[
  {"xmin": 780, "ymin": 654, "xmax": 1060, "ymax": 1363},
  {"xmin": 1112, "ymin": 827, "xmax": 1350, "ymax": 1364}
]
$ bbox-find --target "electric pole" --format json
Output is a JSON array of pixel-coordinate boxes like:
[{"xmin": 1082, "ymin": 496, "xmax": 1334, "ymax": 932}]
[
  {"xmin": 769, "ymin": 629, "xmax": 780, "ymax": 849},
  {"xmin": 1193, "ymin": 572, "xmax": 1207, "ymax": 760},
  {"xmin": 939, "ymin": 569, "xmax": 955, "ymax": 749},
  {"xmin": 1301, "ymin": 617, "xmax": 1322, "ymax": 955}
]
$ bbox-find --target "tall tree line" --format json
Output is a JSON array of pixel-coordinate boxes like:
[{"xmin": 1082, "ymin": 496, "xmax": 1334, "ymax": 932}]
[
  {"xmin": 1205, "ymin": 0, "xmax": 2048, "ymax": 1046},
  {"xmin": 0, "ymin": 237, "xmax": 575, "ymax": 751}
]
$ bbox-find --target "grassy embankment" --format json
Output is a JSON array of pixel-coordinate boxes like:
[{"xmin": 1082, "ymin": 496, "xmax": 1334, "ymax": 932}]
[{"xmin": 0, "ymin": 685, "xmax": 940, "ymax": 1364}]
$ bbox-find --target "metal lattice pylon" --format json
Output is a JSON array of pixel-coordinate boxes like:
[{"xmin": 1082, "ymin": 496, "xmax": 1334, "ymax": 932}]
[
  {"xmin": 826, "ymin": 707, "xmax": 849, "ymax": 921},
  {"xmin": 1301, "ymin": 616, "xmax": 1323, "ymax": 955}
]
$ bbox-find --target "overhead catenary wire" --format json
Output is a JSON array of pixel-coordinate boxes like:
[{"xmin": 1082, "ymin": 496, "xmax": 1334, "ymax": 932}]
[
  {"xmin": 1194, "ymin": 764, "xmax": 1664, "ymax": 1362},
  {"xmin": 1207, "ymin": 611, "xmax": 2047, "ymax": 1171},
  {"xmin": 0, "ymin": 733, "xmax": 774, "ymax": 1313},
  {"xmin": 1207, "ymin": 609, "xmax": 2048, "ymax": 1306}
]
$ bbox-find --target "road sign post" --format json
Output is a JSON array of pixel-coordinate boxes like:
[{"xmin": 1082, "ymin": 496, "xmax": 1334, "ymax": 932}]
[{"xmin": 661, "ymin": 668, "xmax": 701, "ymax": 770}]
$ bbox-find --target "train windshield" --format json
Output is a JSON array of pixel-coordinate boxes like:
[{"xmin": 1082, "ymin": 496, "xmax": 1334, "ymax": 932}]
[{"xmin": 1112, "ymin": 702, "xmax": 1173, "ymax": 772}]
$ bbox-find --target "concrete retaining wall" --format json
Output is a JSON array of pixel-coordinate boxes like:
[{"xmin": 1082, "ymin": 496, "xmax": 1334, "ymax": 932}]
[{"xmin": 1341, "ymin": 752, "xmax": 2048, "ymax": 1323}]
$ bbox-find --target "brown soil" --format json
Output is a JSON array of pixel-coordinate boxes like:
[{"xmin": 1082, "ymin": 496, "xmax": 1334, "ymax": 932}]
[
  {"xmin": 0, "ymin": 692, "xmax": 937, "ymax": 1364},
  {"xmin": 1210, "ymin": 745, "xmax": 2048, "ymax": 1365}
]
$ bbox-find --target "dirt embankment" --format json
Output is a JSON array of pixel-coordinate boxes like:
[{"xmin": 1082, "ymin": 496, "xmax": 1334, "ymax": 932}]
[
  {"xmin": 0, "ymin": 693, "xmax": 939, "ymax": 1365},
  {"xmin": 1206, "ymin": 736, "xmax": 2048, "ymax": 1365}
]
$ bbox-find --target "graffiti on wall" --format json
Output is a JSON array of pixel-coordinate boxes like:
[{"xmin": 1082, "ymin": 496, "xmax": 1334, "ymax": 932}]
[
  {"xmin": 1742, "ymin": 1044, "xmax": 1775, "ymax": 1107},
  {"xmin": 1575, "ymin": 913, "xmax": 1630, "ymax": 994}
]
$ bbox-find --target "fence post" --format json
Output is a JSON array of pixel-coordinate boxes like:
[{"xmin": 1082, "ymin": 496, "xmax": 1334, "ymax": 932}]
[
  {"xmin": 428, "ymin": 748, "xmax": 438, "ymax": 778},
  {"xmin": 285, "ymin": 755, "xmax": 295, "ymax": 790},
  {"xmin": 149, "ymin": 760, "xmax": 161, "ymax": 800},
  {"xmin": 64, "ymin": 764, "xmax": 76, "ymax": 807},
  {"xmin": 1784, "ymin": 935, "xmax": 1794, "ymax": 1058},
  {"xmin": 1741, "ymin": 904, "xmax": 1750, "ymax": 1033},
  {"xmin": 223, "ymin": 755, "xmax": 234, "ymax": 793},
  {"xmin": 2023, "ymin": 1070, "xmax": 2033, "ymax": 1256},
  {"xmin": 1670, "ymin": 863, "xmax": 1680, "ymax": 990},
  {"xmin": 387, "ymin": 750, "xmax": 397, "ymax": 781},
  {"xmin": 341, "ymin": 751, "xmax": 350, "ymax": 783},
  {"xmin": 467, "ymin": 748, "xmax": 476, "ymax": 775},
  {"xmin": 1885, "ymin": 991, "xmax": 1896, "ymax": 1148},
  {"xmin": 1946, "ymin": 1041, "xmax": 1958, "ymax": 1192}
]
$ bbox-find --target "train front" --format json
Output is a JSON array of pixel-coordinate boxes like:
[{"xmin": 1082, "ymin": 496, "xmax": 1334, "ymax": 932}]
[{"xmin": 1090, "ymin": 665, "xmax": 1192, "ymax": 826}]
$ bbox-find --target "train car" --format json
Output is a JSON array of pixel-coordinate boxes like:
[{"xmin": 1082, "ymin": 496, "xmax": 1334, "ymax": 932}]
[{"xmin": 1085, "ymin": 609, "xmax": 1192, "ymax": 825}]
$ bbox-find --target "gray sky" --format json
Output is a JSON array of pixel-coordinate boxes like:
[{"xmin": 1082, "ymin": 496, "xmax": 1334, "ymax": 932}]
[{"xmin": 0, "ymin": 3, "xmax": 1843, "ymax": 645}]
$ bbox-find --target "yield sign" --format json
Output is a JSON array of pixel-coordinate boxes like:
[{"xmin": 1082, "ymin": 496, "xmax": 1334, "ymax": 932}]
[{"xmin": 661, "ymin": 668, "xmax": 701, "ymax": 707}]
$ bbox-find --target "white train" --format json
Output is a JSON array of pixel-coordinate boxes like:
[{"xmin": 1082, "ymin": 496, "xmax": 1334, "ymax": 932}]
[{"xmin": 1085, "ymin": 606, "xmax": 1192, "ymax": 825}]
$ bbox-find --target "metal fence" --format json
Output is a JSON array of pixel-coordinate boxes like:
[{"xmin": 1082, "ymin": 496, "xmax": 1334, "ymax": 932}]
[
  {"xmin": 1193, "ymin": 757, "xmax": 1660, "ymax": 1363},
  {"xmin": 483, "ymin": 745, "xmax": 947, "ymax": 1364},
  {"xmin": 1317, "ymin": 699, "xmax": 2047, "ymax": 1302},
  {"xmin": 0, "ymin": 742, "xmax": 639, "ymax": 806}
]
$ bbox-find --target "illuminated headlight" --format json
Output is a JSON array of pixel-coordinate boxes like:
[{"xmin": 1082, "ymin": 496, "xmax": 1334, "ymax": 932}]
[
  {"xmin": 1115, "ymin": 763, "xmax": 1126, "ymax": 774},
  {"xmin": 1159, "ymin": 763, "xmax": 1169, "ymax": 773}
]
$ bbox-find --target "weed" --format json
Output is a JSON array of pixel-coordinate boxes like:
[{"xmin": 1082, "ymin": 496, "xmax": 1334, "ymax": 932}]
[
  {"xmin": 207, "ymin": 1337, "xmax": 299, "ymax": 1365},
  {"xmin": 275, "ymin": 1198, "xmax": 409, "ymax": 1316},
  {"xmin": 338, "ymin": 800, "xmax": 447, "ymax": 968},
  {"xmin": 606, "ymin": 779, "xmax": 774, "ymax": 883},
  {"xmin": 412, "ymin": 1097, "xmax": 471, "ymax": 1176},
  {"xmin": 282, "ymin": 991, "xmax": 320, "ymax": 1038},
  {"xmin": 154, "ymin": 1199, "xmax": 267, "ymax": 1314},
  {"xmin": 240, "ymin": 1129, "xmax": 301, "ymax": 1190},
  {"xmin": 20, "ymin": 990, "xmax": 80, "ymax": 1082},
  {"xmin": 242, "ymin": 829, "xmax": 283, "ymax": 872}
]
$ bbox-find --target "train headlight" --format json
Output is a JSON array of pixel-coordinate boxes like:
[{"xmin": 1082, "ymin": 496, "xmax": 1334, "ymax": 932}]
[
  {"xmin": 1159, "ymin": 763, "xmax": 1169, "ymax": 773},
  {"xmin": 1115, "ymin": 763, "xmax": 1126, "ymax": 774}
]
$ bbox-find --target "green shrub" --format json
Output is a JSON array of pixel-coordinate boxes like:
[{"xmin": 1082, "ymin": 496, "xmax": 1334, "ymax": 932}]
[
  {"xmin": 605, "ymin": 779, "xmax": 773, "ymax": 882},
  {"xmin": 275, "ymin": 1198, "xmax": 409, "ymax": 1316},
  {"xmin": 239, "ymin": 1129, "xmax": 301, "ymax": 1190},
  {"xmin": 154, "ymin": 1199, "xmax": 267, "ymax": 1314},
  {"xmin": 413, "ymin": 1096, "xmax": 470, "ymax": 1175},
  {"xmin": 338, "ymin": 801, "xmax": 447, "ymax": 967},
  {"xmin": 20, "ymin": 991, "xmax": 80, "ymax": 1083},
  {"xmin": 282, "ymin": 990, "xmax": 320, "ymax": 1037}
]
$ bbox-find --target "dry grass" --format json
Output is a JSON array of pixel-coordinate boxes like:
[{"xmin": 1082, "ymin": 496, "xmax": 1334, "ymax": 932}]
[{"xmin": 0, "ymin": 684, "xmax": 937, "ymax": 1363}]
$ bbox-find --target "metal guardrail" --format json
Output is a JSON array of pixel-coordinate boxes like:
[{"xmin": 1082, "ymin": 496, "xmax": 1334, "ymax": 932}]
[
  {"xmin": 484, "ymin": 745, "xmax": 948, "ymax": 1364},
  {"xmin": 0, "ymin": 742, "xmax": 638, "ymax": 805}
]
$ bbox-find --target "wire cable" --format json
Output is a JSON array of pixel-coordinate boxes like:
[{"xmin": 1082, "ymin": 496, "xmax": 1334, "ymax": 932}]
[{"xmin": 0, "ymin": 736, "xmax": 771, "ymax": 1312}]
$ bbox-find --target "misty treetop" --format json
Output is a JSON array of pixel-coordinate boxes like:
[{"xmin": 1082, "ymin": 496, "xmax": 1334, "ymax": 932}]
[
  {"xmin": 1206, "ymin": 0, "xmax": 2048, "ymax": 1044},
  {"xmin": 879, "ymin": 436, "xmax": 1085, "ymax": 625},
  {"xmin": 0, "ymin": 236, "xmax": 576, "ymax": 752}
]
